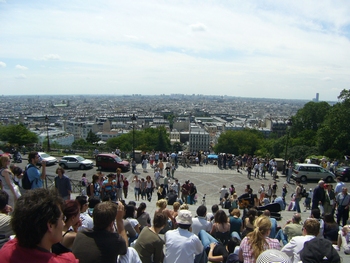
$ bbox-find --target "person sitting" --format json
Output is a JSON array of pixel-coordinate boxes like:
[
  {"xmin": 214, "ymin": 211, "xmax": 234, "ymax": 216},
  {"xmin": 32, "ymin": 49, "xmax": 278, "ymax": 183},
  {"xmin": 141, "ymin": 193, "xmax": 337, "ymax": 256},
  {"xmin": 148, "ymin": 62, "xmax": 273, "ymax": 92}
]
[
  {"xmin": 239, "ymin": 215, "xmax": 281, "ymax": 263},
  {"xmin": 0, "ymin": 190, "xmax": 14, "ymax": 248},
  {"xmin": 0, "ymin": 188, "xmax": 78, "ymax": 262},
  {"xmin": 72, "ymin": 201, "xmax": 128, "ymax": 262},
  {"xmin": 323, "ymin": 213, "xmax": 339, "ymax": 243},
  {"xmin": 136, "ymin": 202, "xmax": 151, "ymax": 230},
  {"xmin": 309, "ymin": 208, "xmax": 324, "ymax": 237},
  {"xmin": 134, "ymin": 212, "xmax": 167, "ymax": 263},
  {"xmin": 164, "ymin": 210, "xmax": 203, "ymax": 263},
  {"xmin": 335, "ymin": 225, "xmax": 350, "ymax": 253},
  {"xmin": 76, "ymin": 195, "xmax": 93, "ymax": 231},
  {"xmin": 242, "ymin": 208, "xmax": 258, "ymax": 238},
  {"xmin": 192, "ymin": 205, "xmax": 212, "ymax": 236},
  {"xmin": 124, "ymin": 204, "xmax": 141, "ymax": 244},
  {"xmin": 228, "ymin": 208, "xmax": 243, "ymax": 239},
  {"xmin": 198, "ymin": 230, "xmax": 241, "ymax": 263},
  {"xmin": 263, "ymin": 210, "xmax": 277, "ymax": 239},
  {"xmin": 51, "ymin": 200, "xmax": 81, "ymax": 255},
  {"xmin": 275, "ymin": 213, "xmax": 303, "ymax": 246},
  {"xmin": 210, "ymin": 210, "xmax": 231, "ymax": 246},
  {"xmin": 281, "ymin": 218, "xmax": 320, "ymax": 263}
]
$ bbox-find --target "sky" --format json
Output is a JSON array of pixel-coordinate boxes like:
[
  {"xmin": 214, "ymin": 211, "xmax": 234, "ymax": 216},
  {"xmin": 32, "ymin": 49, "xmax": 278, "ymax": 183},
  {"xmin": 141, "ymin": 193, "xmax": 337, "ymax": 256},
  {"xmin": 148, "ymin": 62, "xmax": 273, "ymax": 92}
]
[{"xmin": 1, "ymin": 1, "xmax": 350, "ymax": 101}]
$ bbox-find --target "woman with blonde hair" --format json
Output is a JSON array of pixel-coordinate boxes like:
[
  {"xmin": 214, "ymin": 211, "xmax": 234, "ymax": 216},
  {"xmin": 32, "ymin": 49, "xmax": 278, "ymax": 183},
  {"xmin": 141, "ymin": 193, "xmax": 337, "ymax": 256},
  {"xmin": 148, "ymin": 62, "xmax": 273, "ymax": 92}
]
[
  {"xmin": 0, "ymin": 155, "xmax": 21, "ymax": 209},
  {"xmin": 156, "ymin": 199, "xmax": 175, "ymax": 232},
  {"xmin": 239, "ymin": 215, "xmax": 280, "ymax": 263}
]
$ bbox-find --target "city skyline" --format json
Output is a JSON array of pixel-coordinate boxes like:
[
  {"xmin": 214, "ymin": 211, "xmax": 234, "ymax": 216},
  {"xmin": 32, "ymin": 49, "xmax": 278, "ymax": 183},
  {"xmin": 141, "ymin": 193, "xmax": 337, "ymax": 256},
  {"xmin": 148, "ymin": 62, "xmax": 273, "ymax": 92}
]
[{"xmin": 1, "ymin": 1, "xmax": 350, "ymax": 101}]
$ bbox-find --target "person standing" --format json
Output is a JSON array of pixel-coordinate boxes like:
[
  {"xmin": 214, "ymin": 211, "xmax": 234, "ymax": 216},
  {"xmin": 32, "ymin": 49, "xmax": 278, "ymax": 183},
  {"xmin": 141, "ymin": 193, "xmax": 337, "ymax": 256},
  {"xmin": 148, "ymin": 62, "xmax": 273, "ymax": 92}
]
[
  {"xmin": 294, "ymin": 181, "xmax": 302, "ymax": 213},
  {"xmin": 115, "ymin": 168, "xmax": 124, "ymax": 201},
  {"xmin": 0, "ymin": 155, "xmax": 21, "ymax": 209},
  {"xmin": 26, "ymin": 151, "xmax": 47, "ymax": 189},
  {"xmin": 122, "ymin": 177, "xmax": 129, "ymax": 199},
  {"xmin": 54, "ymin": 167, "xmax": 72, "ymax": 200},
  {"xmin": 132, "ymin": 175, "xmax": 141, "ymax": 201},
  {"xmin": 336, "ymin": 187, "xmax": 350, "ymax": 226},
  {"xmin": 312, "ymin": 180, "xmax": 325, "ymax": 210},
  {"xmin": 181, "ymin": 181, "xmax": 190, "ymax": 204}
]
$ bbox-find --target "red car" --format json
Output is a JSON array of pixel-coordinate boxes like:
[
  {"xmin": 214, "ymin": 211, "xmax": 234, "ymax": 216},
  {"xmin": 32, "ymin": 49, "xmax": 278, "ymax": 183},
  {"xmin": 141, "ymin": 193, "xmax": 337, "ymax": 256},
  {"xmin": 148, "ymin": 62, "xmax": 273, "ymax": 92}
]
[
  {"xmin": 0, "ymin": 150, "xmax": 12, "ymax": 159},
  {"xmin": 95, "ymin": 153, "xmax": 130, "ymax": 172}
]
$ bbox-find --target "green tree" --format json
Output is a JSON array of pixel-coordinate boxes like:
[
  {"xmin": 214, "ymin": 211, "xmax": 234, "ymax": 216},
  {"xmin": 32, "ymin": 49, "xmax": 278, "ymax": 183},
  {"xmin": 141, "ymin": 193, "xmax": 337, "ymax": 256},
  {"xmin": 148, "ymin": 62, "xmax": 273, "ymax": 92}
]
[
  {"xmin": 214, "ymin": 129, "xmax": 263, "ymax": 155},
  {"xmin": 86, "ymin": 130, "xmax": 100, "ymax": 143},
  {"xmin": 0, "ymin": 124, "xmax": 38, "ymax": 145},
  {"xmin": 317, "ymin": 92, "xmax": 350, "ymax": 155},
  {"xmin": 290, "ymin": 101, "xmax": 331, "ymax": 136},
  {"xmin": 72, "ymin": 138, "xmax": 89, "ymax": 149}
]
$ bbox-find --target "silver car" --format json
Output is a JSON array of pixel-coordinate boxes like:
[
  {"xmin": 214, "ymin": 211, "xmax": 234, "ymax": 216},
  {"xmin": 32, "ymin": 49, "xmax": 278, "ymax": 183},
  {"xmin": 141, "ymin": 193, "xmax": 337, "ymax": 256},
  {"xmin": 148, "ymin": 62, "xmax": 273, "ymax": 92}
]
[
  {"xmin": 292, "ymin": 163, "xmax": 335, "ymax": 183},
  {"xmin": 59, "ymin": 155, "xmax": 93, "ymax": 170},
  {"xmin": 37, "ymin": 152, "xmax": 57, "ymax": 166}
]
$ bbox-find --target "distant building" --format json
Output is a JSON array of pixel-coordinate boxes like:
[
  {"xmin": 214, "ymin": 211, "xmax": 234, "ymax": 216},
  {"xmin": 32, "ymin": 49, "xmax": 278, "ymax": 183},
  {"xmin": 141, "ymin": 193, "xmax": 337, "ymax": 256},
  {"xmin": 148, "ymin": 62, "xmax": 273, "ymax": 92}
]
[
  {"xmin": 37, "ymin": 129, "xmax": 74, "ymax": 146},
  {"xmin": 189, "ymin": 127, "xmax": 210, "ymax": 152}
]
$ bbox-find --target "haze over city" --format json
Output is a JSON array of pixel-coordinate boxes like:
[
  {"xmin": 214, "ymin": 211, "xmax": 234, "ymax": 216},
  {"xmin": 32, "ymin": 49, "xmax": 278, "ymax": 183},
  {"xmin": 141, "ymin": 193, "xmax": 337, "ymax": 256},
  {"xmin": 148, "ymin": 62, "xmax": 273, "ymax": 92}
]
[{"xmin": 1, "ymin": 1, "xmax": 350, "ymax": 101}]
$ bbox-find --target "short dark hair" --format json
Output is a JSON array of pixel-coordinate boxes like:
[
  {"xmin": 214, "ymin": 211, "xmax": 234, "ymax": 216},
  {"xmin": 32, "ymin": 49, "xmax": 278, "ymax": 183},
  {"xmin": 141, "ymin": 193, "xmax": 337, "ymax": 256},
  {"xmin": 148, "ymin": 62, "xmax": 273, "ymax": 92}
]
[
  {"xmin": 196, "ymin": 205, "xmax": 207, "ymax": 217},
  {"xmin": 76, "ymin": 195, "xmax": 88, "ymax": 210},
  {"xmin": 11, "ymin": 189, "xmax": 64, "ymax": 248},
  {"xmin": 28, "ymin": 151, "xmax": 38, "ymax": 164},
  {"xmin": 211, "ymin": 204, "xmax": 219, "ymax": 213},
  {"xmin": 88, "ymin": 196, "xmax": 100, "ymax": 209},
  {"xmin": 124, "ymin": 205, "xmax": 136, "ymax": 219},
  {"xmin": 93, "ymin": 202, "xmax": 118, "ymax": 231},
  {"xmin": 311, "ymin": 208, "xmax": 321, "ymax": 219},
  {"xmin": 153, "ymin": 212, "xmax": 167, "ymax": 228},
  {"xmin": 0, "ymin": 190, "xmax": 9, "ymax": 210}
]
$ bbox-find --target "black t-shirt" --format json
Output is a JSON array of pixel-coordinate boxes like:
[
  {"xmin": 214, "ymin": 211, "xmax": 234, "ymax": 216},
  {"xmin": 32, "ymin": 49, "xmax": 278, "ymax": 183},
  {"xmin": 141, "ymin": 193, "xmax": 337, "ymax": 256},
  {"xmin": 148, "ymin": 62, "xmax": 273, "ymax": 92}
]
[{"xmin": 213, "ymin": 243, "xmax": 228, "ymax": 262}]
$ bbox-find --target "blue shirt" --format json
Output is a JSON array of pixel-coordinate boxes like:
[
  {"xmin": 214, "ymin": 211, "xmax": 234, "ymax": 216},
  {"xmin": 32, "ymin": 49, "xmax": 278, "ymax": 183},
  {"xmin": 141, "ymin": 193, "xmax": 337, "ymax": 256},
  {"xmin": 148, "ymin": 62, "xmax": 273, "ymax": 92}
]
[{"xmin": 26, "ymin": 165, "xmax": 43, "ymax": 189}]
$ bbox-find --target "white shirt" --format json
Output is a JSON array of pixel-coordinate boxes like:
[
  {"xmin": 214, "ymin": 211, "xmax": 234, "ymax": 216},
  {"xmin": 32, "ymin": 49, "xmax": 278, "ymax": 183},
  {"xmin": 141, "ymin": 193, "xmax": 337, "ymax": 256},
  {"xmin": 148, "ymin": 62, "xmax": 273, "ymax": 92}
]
[
  {"xmin": 281, "ymin": 235, "xmax": 315, "ymax": 263},
  {"xmin": 220, "ymin": 188, "xmax": 229, "ymax": 199},
  {"xmin": 78, "ymin": 212, "xmax": 93, "ymax": 231},
  {"xmin": 164, "ymin": 228, "xmax": 203, "ymax": 263},
  {"xmin": 191, "ymin": 217, "xmax": 212, "ymax": 236}
]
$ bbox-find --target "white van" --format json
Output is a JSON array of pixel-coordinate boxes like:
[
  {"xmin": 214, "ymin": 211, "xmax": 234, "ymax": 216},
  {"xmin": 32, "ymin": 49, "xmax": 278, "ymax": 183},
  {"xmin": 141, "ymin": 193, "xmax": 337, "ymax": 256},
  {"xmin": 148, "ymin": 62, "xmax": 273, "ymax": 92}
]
[{"xmin": 292, "ymin": 163, "xmax": 335, "ymax": 183}]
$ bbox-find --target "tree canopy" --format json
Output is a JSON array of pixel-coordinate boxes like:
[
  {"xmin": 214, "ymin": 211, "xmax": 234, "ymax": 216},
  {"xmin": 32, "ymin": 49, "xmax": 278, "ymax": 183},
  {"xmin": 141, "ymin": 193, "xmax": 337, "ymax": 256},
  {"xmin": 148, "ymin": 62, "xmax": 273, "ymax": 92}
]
[{"xmin": 0, "ymin": 124, "xmax": 38, "ymax": 145}]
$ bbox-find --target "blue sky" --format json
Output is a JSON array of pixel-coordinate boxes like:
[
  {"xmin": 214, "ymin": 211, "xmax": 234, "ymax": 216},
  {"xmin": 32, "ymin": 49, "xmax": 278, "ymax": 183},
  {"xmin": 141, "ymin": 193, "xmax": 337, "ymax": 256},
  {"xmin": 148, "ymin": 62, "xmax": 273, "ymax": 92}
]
[{"xmin": 1, "ymin": 0, "xmax": 350, "ymax": 100}]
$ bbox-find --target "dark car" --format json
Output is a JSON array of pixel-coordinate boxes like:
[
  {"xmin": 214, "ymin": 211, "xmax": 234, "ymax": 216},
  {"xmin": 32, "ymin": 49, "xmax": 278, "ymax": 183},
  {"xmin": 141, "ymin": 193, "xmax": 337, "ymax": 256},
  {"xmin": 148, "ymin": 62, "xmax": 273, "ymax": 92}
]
[
  {"xmin": 335, "ymin": 166, "xmax": 350, "ymax": 182},
  {"xmin": 95, "ymin": 153, "xmax": 130, "ymax": 172}
]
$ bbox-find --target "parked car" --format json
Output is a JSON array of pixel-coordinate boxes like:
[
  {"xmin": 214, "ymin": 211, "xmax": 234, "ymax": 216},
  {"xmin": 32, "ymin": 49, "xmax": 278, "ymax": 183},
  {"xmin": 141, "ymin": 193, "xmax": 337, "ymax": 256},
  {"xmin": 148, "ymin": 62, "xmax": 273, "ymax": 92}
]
[
  {"xmin": 37, "ymin": 152, "xmax": 58, "ymax": 166},
  {"xmin": 95, "ymin": 153, "xmax": 130, "ymax": 172},
  {"xmin": 335, "ymin": 166, "xmax": 350, "ymax": 182},
  {"xmin": 59, "ymin": 155, "xmax": 93, "ymax": 170},
  {"xmin": 292, "ymin": 163, "xmax": 335, "ymax": 183},
  {"xmin": 0, "ymin": 150, "xmax": 12, "ymax": 159}
]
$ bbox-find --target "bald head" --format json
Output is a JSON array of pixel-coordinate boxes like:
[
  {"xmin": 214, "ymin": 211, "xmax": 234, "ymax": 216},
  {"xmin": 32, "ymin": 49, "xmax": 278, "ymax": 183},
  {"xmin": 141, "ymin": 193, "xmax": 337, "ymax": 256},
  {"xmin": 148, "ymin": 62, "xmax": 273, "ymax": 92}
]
[{"xmin": 292, "ymin": 213, "xmax": 302, "ymax": 224}]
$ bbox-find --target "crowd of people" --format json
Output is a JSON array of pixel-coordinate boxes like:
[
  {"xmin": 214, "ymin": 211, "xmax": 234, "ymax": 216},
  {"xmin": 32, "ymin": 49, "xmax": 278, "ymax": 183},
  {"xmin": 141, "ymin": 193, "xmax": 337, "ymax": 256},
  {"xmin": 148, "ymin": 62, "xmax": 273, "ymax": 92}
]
[{"xmin": 0, "ymin": 151, "xmax": 349, "ymax": 263}]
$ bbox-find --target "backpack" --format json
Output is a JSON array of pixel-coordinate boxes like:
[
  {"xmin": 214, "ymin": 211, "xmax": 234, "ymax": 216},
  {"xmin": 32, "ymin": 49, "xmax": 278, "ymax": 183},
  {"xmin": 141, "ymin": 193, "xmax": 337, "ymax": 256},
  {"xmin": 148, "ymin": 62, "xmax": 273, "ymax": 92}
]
[
  {"xmin": 224, "ymin": 199, "xmax": 232, "ymax": 209},
  {"xmin": 301, "ymin": 185, "xmax": 308, "ymax": 198},
  {"xmin": 22, "ymin": 164, "xmax": 36, "ymax": 190},
  {"xmin": 300, "ymin": 237, "xmax": 340, "ymax": 263}
]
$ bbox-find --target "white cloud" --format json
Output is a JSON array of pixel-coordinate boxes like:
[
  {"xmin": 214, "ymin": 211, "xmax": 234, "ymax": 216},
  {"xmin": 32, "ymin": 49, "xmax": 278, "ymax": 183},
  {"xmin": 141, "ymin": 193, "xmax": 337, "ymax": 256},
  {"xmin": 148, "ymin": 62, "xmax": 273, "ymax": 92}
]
[
  {"xmin": 189, "ymin": 23, "xmax": 207, "ymax": 32},
  {"xmin": 15, "ymin": 65, "xmax": 28, "ymax": 70},
  {"xmin": 15, "ymin": 74, "xmax": 27, "ymax": 79},
  {"xmin": 0, "ymin": 1, "xmax": 350, "ymax": 100},
  {"xmin": 0, "ymin": 61, "xmax": 6, "ymax": 68},
  {"xmin": 43, "ymin": 54, "xmax": 60, "ymax": 60}
]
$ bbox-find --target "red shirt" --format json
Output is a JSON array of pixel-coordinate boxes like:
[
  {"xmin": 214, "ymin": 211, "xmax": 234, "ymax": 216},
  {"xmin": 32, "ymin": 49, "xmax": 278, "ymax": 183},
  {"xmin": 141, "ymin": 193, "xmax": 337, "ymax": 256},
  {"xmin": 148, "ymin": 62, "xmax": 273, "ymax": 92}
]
[{"xmin": 0, "ymin": 238, "xmax": 78, "ymax": 263}]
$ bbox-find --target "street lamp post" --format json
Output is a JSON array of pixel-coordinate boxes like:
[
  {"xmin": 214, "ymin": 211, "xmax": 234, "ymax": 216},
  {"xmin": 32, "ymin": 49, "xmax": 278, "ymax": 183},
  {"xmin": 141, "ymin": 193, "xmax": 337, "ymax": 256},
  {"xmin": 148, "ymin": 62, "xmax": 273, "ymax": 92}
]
[
  {"xmin": 282, "ymin": 119, "xmax": 292, "ymax": 175},
  {"xmin": 45, "ymin": 115, "xmax": 50, "ymax": 152},
  {"xmin": 131, "ymin": 114, "xmax": 137, "ymax": 160}
]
